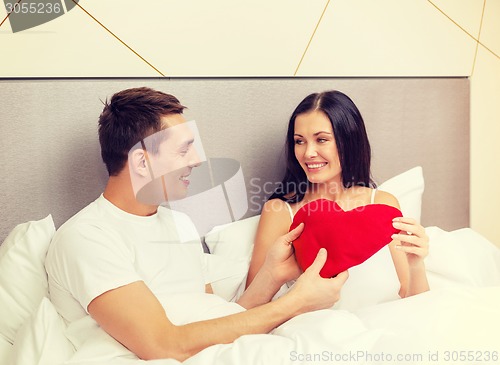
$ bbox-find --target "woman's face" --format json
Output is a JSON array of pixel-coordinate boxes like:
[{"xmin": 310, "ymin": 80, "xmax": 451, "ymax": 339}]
[{"xmin": 293, "ymin": 110, "xmax": 342, "ymax": 185}]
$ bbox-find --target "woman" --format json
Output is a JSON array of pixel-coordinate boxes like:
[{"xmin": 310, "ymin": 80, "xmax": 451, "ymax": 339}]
[{"xmin": 246, "ymin": 90, "xmax": 429, "ymax": 298}]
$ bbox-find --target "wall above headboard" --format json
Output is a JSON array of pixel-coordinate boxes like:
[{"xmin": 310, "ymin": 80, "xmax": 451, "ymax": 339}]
[{"xmin": 0, "ymin": 78, "xmax": 469, "ymax": 242}]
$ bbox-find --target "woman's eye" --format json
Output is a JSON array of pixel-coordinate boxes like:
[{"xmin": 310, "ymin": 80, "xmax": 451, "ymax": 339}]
[
  {"xmin": 294, "ymin": 139, "xmax": 304, "ymax": 145},
  {"xmin": 317, "ymin": 138, "xmax": 328, "ymax": 143}
]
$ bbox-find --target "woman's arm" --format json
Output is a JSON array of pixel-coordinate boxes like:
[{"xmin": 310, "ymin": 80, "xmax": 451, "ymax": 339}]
[
  {"xmin": 246, "ymin": 199, "xmax": 299, "ymax": 288},
  {"xmin": 391, "ymin": 216, "xmax": 430, "ymax": 297},
  {"xmin": 375, "ymin": 191, "xmax": 430, "ymax": 297}
]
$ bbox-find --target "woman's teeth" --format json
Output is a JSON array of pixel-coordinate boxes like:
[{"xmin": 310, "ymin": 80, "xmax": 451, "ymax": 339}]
[{"xmin": 307, "ymin": 163, "xmax": 326, "ymax": 169}]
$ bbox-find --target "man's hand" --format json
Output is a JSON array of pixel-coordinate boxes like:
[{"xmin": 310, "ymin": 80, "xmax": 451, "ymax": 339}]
[
  {"xmin": 238, "ymin": 223, "xmax": 306, "ymax": 309},
  {"xmin": 261, "ymin": 223, "xmax": 304, "ymax": 286},
  {"xmin": 241, "ymin": 225, "xmax": 348, "ymax": 314},
  {"xmin": 288, "ymin": 248, "xmax": 349, "ymax": 314}
]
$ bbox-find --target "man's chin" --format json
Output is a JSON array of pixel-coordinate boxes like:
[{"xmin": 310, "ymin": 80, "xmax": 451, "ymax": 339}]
[
  {"xmin": 164, "ymin": 185, "xmax": 189, "ymax": 202},
  {"xmin": 135, "ymin": 180, "xmax": 188, "ymax": 205},
  {"xmin": 166, "ymin": 192, "xmax": 188, "ymax": 202}
]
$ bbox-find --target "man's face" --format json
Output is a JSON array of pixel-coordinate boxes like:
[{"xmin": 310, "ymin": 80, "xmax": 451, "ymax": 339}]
[
  {"xmin": 148, "ymin": 115, "xmax": 202, "ymax": 201},
  {"xmin": 131, "ymin": 115, "xmax": 204, "ymax": 204}
]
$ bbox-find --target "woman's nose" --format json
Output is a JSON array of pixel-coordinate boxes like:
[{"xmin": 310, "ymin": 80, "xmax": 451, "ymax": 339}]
[{"xmin": 305, "ymin": 143, "xmax": 318, "ymax": 158}]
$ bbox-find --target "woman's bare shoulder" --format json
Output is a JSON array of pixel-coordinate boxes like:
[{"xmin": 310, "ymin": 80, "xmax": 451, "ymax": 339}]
[
  {"xmin": 374, "ymin": 189, "xmax": 400, "ymax": 208},
  {"xmin": 262, "ymin": 198, "xmax": 290, "ymax": 215},
  {"xmin": 256, "ymin": 199, "xmax": 293, "ymax": 238}
]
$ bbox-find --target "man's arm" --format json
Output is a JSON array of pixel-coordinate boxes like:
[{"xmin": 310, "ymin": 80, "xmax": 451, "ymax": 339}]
[
  {"xmin": 89, "ymin": 236, "xmax": 347, "ymax": 362},
  {"xmin": 237, "ymin": 222, "xmax": 305, "ymax": 309}
]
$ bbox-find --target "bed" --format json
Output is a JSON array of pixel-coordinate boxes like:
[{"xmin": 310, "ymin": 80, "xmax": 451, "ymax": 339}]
[{"xmin": 1, "ymin": 78, "xmax": 499, "ymax": 365}]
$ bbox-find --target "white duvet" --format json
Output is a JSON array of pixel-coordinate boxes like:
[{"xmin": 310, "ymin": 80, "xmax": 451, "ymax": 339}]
[{"xmin": 6, "ymin": 226, "xmax": 500, "ymax": 365}]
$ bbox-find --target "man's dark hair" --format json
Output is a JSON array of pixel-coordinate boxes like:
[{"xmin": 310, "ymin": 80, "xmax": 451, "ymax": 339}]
[{"xmin": 98, "ymin": 87, "xmax": 186, "ymax": 176}]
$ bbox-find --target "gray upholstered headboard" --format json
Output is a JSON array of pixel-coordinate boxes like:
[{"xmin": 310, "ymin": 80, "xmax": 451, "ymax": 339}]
[{"xmin": 0, "ymin": 78, "xmax": 469, "ymax": 242}]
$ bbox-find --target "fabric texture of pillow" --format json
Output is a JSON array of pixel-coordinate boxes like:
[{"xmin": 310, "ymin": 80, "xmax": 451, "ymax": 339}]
[
  {"xmin": 0, "ymin": 215, "xmax": 55, "ymax": 343},
  {"xmin": 9, "ymin": 297, "xmax": 74, "ymax": 365},
  {"xmin": 378, "ymin": 166, "xmax": 424, "ymax": 222}
]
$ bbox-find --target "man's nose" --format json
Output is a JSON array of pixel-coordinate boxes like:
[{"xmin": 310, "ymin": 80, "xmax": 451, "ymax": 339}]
[{"xmin": 188, "ymin": 147, "xmax": 202, "ymax": 168}]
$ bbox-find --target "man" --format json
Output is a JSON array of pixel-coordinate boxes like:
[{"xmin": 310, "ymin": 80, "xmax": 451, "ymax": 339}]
[{"xmin": 45, "ymin": 87, "xmax": 348, "ymax": 361}]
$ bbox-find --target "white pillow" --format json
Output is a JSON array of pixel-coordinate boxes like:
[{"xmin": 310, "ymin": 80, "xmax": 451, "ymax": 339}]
[
  {"xmin": 204, "ymin": 215, "xmax": 260, "ymax": 261},
  {"xmin": 204, "ymin": 215, "xmax": 260, "ymax": 301},
  {"xmin": 203, "ymin": 253, "xmax": 249, "ymax": 302},
  {"xmin": 9, "ymin": 297, "xmax": 74, "ymax": 365},
  {"xmin": 425, "ymin": 226, "xmax": 500, "ymax": 288},
  {"xmin": 0, "ymin": 215, "xmax": 55, "ymax": 343},
  {"xmin": 378, "ymin": 166, "xmax": 424, "ymax": 222}
]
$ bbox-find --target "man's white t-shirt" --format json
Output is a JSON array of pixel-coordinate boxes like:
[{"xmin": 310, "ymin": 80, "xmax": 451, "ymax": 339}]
[{"xmin": 45, "ymin": 195, "xmax": 243, "ymax": 339}]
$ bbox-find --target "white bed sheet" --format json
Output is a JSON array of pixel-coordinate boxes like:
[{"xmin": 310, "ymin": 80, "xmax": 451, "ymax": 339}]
[{"xmin": 5, "ymin": 226, "xmax": 500, "ymax": 365}]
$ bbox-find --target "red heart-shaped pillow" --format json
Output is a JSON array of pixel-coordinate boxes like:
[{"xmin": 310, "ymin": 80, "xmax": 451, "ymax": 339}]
[{"xmin": 290, "ymin": 199, "xmax": 402, "ymax": 278}]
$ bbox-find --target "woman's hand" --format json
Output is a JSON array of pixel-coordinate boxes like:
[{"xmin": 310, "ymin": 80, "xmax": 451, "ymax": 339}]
[
  {"xmin": 262, "ymin": 223, "xmax": 304, "ymax": 286},
  {"xmin": 391, "ymin": 217, "xmax": 429, "ymax": 268}
]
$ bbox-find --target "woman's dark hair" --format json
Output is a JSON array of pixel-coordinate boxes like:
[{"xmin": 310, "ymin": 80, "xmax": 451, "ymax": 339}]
[
  {"xmin": 98, "ymin": 87, "xmax": 186, "ymax": 176},
  {"xmin": 269, "ymin": 90, "xmax": 375, "ymax": 203}
]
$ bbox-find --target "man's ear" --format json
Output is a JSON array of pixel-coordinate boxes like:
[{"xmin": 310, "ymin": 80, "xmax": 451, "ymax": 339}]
[{"xmin": 129, "ymin": 149, "xmax": 150, "ymax": 178}]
